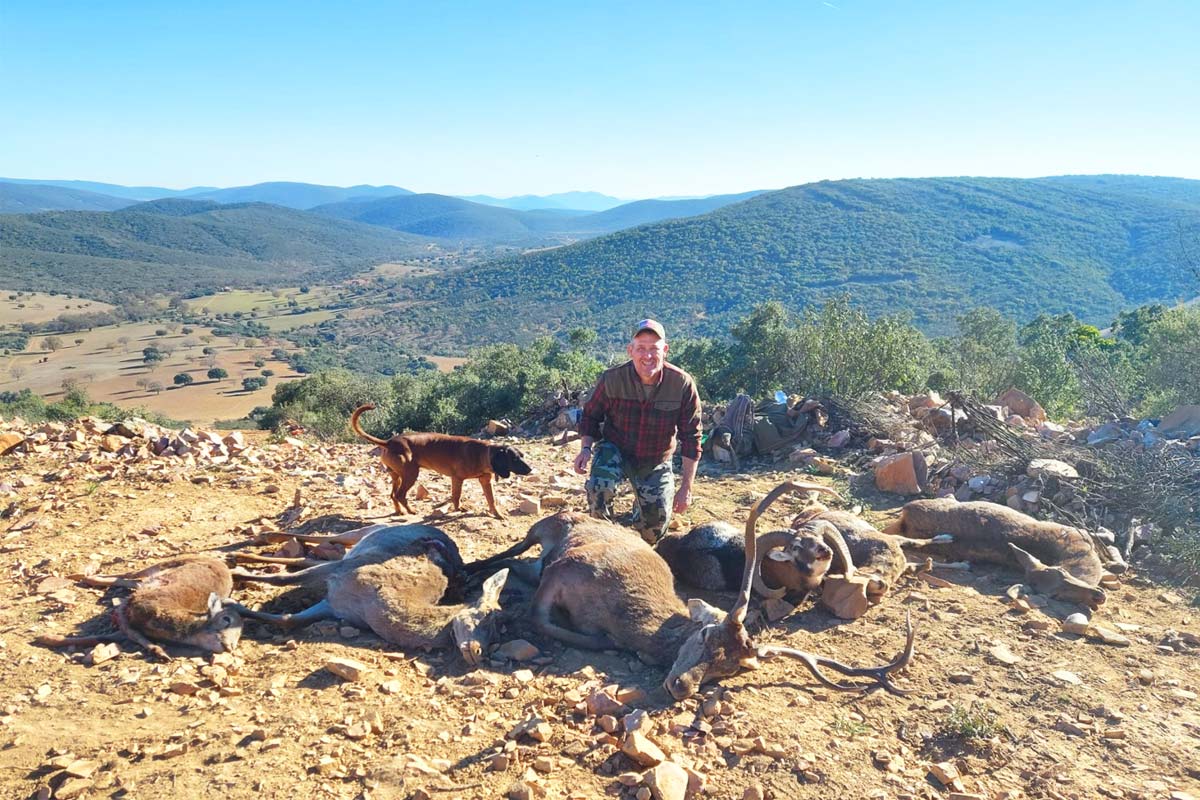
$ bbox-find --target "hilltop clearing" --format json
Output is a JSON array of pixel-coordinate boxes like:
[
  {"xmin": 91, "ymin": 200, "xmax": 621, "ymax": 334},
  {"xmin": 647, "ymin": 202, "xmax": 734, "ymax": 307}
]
[{"xmin": 0, "ymin": 421, "xmax": 1196, "ymax": 800}]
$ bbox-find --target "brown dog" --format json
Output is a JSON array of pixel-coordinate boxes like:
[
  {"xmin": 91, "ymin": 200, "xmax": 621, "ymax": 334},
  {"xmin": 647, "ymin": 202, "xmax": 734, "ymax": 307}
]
[{"xmin": 350, "ymin": 404, "xmax": 532, "ymax": 519}]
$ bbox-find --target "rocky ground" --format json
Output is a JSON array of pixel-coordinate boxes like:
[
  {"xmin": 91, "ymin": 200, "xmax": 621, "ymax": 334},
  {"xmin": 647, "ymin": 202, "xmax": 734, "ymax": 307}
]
[{"xmin": 0, "ymin": 417, "xmax": 1198, "ymax": 800}]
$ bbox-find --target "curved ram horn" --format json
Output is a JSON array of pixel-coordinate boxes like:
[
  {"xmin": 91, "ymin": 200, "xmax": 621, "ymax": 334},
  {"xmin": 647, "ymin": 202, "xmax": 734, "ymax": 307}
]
[
  {"xmin": 733, "ymin": 481, "xmax": 843, "ymax": 627},
  {"xmin": 752, "ymin": 530, "xmax": 795, "ymax": 599}
]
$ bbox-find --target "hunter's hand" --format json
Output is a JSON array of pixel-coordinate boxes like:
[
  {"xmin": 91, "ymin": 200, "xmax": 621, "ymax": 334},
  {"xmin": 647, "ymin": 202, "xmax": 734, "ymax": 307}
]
[
  {"xmin": 672, "ymin": 485, "xmax": 692, "ymax": 514},
  {"xmin": 573, "ymin": 448, "xmax": 591, "ymax": 475}
]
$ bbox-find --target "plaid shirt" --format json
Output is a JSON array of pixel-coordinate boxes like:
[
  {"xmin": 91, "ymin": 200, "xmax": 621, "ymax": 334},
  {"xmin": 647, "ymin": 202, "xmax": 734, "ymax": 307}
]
[{"xmin": 580, "ymin": 361, "xmax": 702, "ymax": 467}]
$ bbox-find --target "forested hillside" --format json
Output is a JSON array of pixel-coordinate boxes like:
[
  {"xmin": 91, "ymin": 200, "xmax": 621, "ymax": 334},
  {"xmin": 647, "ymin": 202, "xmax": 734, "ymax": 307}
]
[
  {"xmin": 0, "ymin": 200, "xmax": 431, "ymax": 300},
  {"xmin": 310, "ymin": 193, "xmax": 577, "ymax": 242},
  {"xmin": 395, "ymin": 177, "xmax": 1200, "ymax": 343}
]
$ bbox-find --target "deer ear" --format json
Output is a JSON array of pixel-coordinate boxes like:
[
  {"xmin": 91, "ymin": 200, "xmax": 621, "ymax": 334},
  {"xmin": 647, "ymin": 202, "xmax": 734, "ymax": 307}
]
[
  {"xmin": 1008, "ymin": 543, "xmax": 1044, "ymax": 574},
  {"xmin": 479, "ymin": 568, "xmax": 509, "ymax": 610},
  {"xmin": 687, "ymin": 598, "xmax": 724, "ymax": 624},
  {"xmin": 206, "ymin": 592, "xmax": 223, "ymax": 618},
  {"xmin": 767, "ymin": 550, "xmax": 794, "ymax": 562}
]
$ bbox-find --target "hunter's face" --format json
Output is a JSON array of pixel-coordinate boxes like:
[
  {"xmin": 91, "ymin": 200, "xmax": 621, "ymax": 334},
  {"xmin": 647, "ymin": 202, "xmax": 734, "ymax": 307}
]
[{"xmin": 628, "ymin": 332, "xmax": 667, "ymax": 384}]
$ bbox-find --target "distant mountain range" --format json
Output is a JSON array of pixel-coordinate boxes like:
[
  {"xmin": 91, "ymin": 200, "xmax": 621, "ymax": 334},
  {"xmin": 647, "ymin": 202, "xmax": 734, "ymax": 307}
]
[
  {"xmin": 394, "ymin": 175, "xmax": 1200, "ymax": 344},
  {"xmin": 0, "ymin": 178, "xmax": 745, "ymax": 214},
  {"xmin": 309, "ymin": 190, "xmax": 764, "ymax": 242},
  {"xmin": 0, "ymin": 181, "xmax": 135, "ymax": 213},
  {"xmin": 0, "ymin": 178, "xmax": 215, "ymax": 201},
  {"xmin": 0, "ymin": 198, "xmax": 430, "ymax": 300},
  {"xmin": 0, "ymin": 179, "xmax": 416, "ymax": 211},
  {"xmin": 1, "ymin": 178, "xmax": 636, "ymax": 212},
  {"xmin": 458, "ymin": 191, "xmax": 624, "ymax": 212}
]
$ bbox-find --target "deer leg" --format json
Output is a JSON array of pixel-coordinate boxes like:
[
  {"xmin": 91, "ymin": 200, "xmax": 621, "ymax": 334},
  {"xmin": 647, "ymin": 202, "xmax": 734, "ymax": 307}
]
[
  {"xmin": 73, "ymin": 574, "xmax": 140, "ymax": 589},
  {"xmin": 115, "ymin": 604, "xmax": 170, "ymax": 661},
  {"xmin": 757, "ymin": 612, "xmax": 915, "ymax": 696},
  {"xmin": 228, "ymin": 599, "xmax": 337, "ymax": 631},
  {"xmin": 233, "ymin": 553, "xmax": 328, "ymax": 568},
  {"xmin": 894, "ymin": 534, "xmax": 953, "ymax": 549},
  {"xmin": 34, "ymin": 632, "xmax": 123, "ymax": 649},
  {"xmin": 531, "ymin": 581, "xmax": 615, "ymax": 651}
]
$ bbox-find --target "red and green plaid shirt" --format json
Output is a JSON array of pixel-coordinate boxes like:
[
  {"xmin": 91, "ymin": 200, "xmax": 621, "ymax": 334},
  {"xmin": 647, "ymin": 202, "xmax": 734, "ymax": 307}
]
[{"xmin": 580, "ymin": 361, "xmax": 702, "ymax": 467}]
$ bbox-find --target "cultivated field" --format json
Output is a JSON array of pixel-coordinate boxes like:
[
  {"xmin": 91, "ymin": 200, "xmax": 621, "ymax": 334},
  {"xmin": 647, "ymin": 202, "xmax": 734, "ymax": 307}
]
[{"xmin": 0, "ymin": 290, "xmax": 115, "ymax": 326}]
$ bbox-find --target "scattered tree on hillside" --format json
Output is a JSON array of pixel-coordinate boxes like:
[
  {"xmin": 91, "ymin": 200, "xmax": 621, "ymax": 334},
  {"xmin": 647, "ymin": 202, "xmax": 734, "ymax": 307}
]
[
  {"xmin": 148, "ymin": 381, "xmax": 163, "ymax": 395},
  {"xmin": 117, "ymin": 336, "xmax": 131, "ymax": 353},
  {"xmin": 567, "ymin": 327, "xmax": 597, "ymax": 351},
  {"xmin": 73, "ymin": 338, "xmax": 84, "ymax": 347},
  {"xmin": 207, "ymin": 367, "xmax": 228, "ymax": 382},
  {"xmin": 173, "ymin": 373, "xmax": 194, "ymax": 387},
  {"xmin": 41, "ymin": 336, "xmax": 63, "ymax": 353},
  {"xmin": 242, "ymin": 376, "xmax": 267, "ymax": 392}
]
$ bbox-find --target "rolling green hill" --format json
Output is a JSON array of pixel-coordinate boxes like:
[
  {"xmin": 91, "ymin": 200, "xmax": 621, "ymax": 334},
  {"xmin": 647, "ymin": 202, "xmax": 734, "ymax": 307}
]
[
  {"xmin": 570, "ymin": 190, "xmax": 766, "ymax": 232},
  {"xmin": 0, "ymin": 178, "xmax": 214, "ymax": 201},
  {"xmin": 1043, "ymin": 175, "xmax": 1200, "ymax": 209},
  {"xmin": 0, "ymin": 181, "xmax": 134, "ymax": 213},
  {"xmin": 393, "ymin": 176, "xmax": 1200, "ymax": 345},
  {"xmin": 0, "ymin": 200, "xmax": 432, "ymax": 301},
  {"xmin": 311, "ymin": 191, "xmax": 766, "ymax": 242},
  {"xmin": 310, "ymin": 193, "xmax": 577, "ymax": 242}
]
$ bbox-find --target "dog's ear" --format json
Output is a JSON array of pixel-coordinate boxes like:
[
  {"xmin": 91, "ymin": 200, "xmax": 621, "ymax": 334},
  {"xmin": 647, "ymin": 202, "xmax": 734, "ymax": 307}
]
[{"xmin": 491, "ymin": 447, "xmax": 512, "ymax": 478}]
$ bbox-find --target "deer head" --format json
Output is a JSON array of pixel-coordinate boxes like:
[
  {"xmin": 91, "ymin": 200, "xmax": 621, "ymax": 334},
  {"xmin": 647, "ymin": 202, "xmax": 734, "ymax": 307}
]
[
  {"xmin": 182, "ymin": 593, "xmax": 243, "ymax": 653},
  {"xmin": 451, "ymin": 568, "xmax": 510, "ymax": 666},
  {"xmin": 1008, "ymin": 544, "xmax": 1106, "ymax": 609}
]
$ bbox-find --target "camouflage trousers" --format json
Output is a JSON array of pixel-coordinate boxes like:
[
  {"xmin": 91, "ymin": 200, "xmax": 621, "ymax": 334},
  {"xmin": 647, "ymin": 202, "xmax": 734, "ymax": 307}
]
[{"xmin": 585, "ymin": 441, "xmax": 675, "ymax": 543}]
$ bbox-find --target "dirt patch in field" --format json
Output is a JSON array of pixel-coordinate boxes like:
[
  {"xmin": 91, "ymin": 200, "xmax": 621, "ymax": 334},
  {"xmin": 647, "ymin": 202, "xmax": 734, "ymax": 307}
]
[{"xmin": 0, "ymin": 437, "xmax": 1197, "ymax": 800}]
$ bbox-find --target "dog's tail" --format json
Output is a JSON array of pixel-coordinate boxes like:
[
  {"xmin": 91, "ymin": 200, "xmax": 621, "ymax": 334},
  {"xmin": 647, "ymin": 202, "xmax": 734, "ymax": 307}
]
[{"xmin": 349, "ymin": 403, "xmax": 390, "ymax": 446}]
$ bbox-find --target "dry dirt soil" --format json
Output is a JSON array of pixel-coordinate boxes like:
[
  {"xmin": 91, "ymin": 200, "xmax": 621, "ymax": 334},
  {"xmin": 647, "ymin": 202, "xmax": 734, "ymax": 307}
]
[{"xmin": 1, "ymin": 435, "xmax": 1197, "ymax": 800}]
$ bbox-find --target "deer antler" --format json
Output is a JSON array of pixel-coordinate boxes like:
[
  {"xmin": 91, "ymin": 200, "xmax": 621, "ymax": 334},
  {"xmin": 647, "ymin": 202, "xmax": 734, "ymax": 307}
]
[{"xmin": 756, "ymin": 611, "xmax": 916, "ymax": 696}]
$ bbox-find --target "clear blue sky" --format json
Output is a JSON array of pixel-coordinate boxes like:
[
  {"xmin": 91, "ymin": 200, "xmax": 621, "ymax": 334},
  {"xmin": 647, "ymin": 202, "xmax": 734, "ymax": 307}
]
[{"xmin": 2, "ymin": 1, "xmax": 1197, "ymax": 197}]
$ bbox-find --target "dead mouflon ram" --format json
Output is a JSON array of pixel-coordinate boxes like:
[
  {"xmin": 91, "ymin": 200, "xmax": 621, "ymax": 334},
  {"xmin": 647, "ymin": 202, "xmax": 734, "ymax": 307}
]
[
  {"xmin": 467, "ymin": 483, "xmax": 915, "ymax": 700},
  {"xmin": 231, "ymin": 523, "xmax": 507, "ymax": 664},
  {"xmin": 35, "ymin": 556, "xmax": 243, "ymax": 660},
  {"xmin": 653, "ymin": 482, "xmax": 850, "ymax": 599},
  {"xmin": 654, "ymin": 482, "xmax": 908, "ymax": 619}
]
